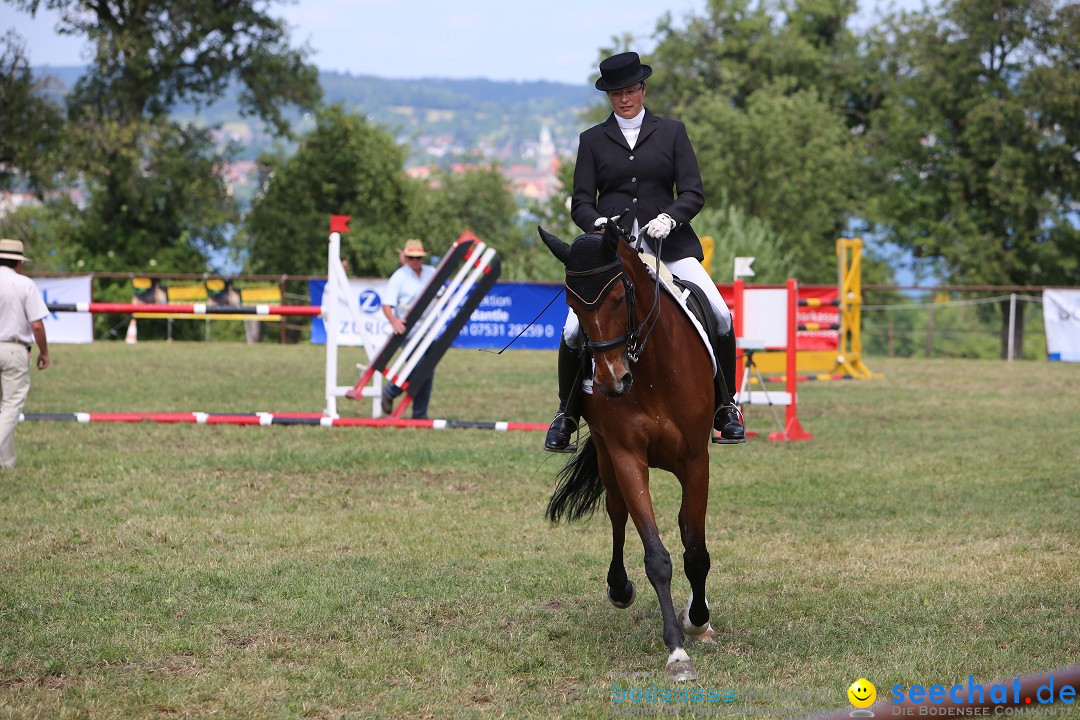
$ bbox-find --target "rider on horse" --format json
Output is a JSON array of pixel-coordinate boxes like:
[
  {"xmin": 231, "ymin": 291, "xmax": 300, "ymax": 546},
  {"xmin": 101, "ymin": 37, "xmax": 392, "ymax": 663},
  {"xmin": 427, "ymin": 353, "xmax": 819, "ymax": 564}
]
[{"xmin": 544, "ymin": 51, "xmax": 743, "ymax": 452}]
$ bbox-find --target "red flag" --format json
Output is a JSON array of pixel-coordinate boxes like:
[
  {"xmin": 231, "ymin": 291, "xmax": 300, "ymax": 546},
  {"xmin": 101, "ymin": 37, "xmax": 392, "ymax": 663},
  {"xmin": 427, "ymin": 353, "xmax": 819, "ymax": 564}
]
[{"xmin": 329, "ymin": 215, "xmax": 351, "ymax": 234}]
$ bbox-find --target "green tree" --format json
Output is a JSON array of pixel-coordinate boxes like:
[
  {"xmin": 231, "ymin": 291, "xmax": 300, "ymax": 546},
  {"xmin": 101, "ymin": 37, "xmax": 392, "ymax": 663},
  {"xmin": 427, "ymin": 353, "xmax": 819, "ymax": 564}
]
[
  {"xmin": 0, "ymin": 31, "xmax": 64, "ymax": 194},
  {"xmin": 683, "ymin": 82, "xmax": 862, "ymax": 281},
  {"xmin": 4, "ymin": 0, "xmax": 321, "ymax": 274},
  {"xmin": 407, "ymin": 165, "xmax": 519, "ymax": 270},
  {"xmin": 693, "ymin": 194, "xmax": 797, "ymax": 284},
  {"xmin": 23, "ymin": 0, "xmax": 322, "ymax": 134},
  {"xmin": 648, "ymin": 0, "xmax": 864, "ymax": 116},
  {"xmin": 641, "ymin": 0, "xmax": 869, "ymax": 282},
  {"xmin": 65, "ymin": 118, "xmax": 238, "ymax": 273},
  {"xmin": 864, "ymin": 0, "xmax": 1080, "ymax": 357},
  {"xmin": 244, "ymin": 104, "xmax": 412, "ymax": 276},
  {"xmin": 0, "ymin": 202, "xmax": 81, "ymax": 271}
]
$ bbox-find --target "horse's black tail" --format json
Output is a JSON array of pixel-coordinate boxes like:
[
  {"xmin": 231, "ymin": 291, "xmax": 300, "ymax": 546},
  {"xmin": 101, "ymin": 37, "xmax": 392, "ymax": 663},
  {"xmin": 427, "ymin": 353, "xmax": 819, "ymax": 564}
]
[{"xmin": 546, "ymin": 436, "xmax": 605, "ymax": 523}]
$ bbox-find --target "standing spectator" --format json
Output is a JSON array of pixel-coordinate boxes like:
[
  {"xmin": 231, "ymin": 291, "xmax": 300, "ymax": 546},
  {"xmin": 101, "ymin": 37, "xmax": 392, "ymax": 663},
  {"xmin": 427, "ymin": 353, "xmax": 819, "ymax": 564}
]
[
  {"xmin": 381, "ymin": 239, "xmax": 437, "ymax": 419},
  {"xmin": 0, "ymin": 239, "xmax": 50, "ymax": 469}
]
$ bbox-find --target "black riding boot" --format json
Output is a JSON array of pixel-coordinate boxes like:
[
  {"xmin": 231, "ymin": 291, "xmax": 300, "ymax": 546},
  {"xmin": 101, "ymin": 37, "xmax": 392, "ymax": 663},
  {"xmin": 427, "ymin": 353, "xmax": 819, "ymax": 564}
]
[
  {"xmin": 544, "ymin": 339, "xmax": 581, "ymax": 453},
  {"xmin": 712, "ymin": 325, "xmax": 746, "ymax": 444}
]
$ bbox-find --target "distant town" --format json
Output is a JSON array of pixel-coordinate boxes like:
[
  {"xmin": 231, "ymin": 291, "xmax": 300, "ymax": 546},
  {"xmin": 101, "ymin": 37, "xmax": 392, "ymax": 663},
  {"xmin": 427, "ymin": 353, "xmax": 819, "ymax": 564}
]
[{"xmin": 2, "ymin": 69, "xmax": 596, "ymax": 217}]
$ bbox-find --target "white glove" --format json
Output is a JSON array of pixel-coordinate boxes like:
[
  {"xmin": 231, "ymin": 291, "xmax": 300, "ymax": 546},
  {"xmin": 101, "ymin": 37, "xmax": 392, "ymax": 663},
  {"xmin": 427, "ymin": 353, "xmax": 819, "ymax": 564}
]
[
  {"xmin": 594, "ymin": 217, "xmax": 609, "ymax": 228},
  {"xmin": 644, "ymin": 213, "xmax": 677, "ymax": 240}
]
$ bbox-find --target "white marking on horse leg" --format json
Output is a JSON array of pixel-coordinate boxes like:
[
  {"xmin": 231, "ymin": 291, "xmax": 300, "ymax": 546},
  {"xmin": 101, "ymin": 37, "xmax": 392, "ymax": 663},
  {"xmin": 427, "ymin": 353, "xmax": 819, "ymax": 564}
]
[
  {"xmin": 667, "ymin": 648, "xmax": 691, "ymax": 664},
  {"xmin": 681, "ymin": 592, "xmax": 716, "ymax": 639}
]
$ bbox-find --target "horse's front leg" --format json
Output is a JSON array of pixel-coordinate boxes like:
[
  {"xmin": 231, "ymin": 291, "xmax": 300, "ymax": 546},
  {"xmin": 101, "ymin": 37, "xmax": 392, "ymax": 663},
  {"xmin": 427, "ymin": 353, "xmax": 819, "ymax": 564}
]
[
  {"xmin": 610, "ymin": 448, "xmax": 696, "ymax": 682},
  {"xmin": 678, "ymin": 454, "xmax": 716, "ymax": 642},
  {"xmin": 593, "ymin": 436, "xmax": 636, "ymax": 608},
  {"xmin": 604, "ymin": 488, "xmax": 636, "ymax": 608}
]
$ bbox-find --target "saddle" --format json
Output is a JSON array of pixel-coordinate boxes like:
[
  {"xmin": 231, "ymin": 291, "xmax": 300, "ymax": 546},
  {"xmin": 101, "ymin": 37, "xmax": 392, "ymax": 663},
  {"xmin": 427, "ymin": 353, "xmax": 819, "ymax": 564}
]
[{"xmin": 672, "ymin": 278, "xmax": 725, "ymax": 381}]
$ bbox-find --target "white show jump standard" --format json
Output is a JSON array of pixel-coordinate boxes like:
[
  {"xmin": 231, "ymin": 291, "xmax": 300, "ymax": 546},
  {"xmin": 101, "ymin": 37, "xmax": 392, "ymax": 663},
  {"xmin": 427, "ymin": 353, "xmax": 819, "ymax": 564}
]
[{"xmin": 732, "ymin": 278, "xmax": 812, "ymax": 442}]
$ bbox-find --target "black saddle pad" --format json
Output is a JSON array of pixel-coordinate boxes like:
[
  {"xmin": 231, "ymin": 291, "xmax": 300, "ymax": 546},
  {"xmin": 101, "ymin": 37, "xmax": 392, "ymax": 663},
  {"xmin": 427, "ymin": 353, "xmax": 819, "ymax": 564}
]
[{"xmin": 672, "ymin": 278, "xmax": 723, "ymax": 373}]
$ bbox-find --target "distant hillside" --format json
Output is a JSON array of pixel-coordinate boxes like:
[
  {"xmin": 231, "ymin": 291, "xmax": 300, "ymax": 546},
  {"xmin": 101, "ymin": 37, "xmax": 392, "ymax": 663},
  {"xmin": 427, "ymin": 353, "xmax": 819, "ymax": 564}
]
[{"xmin": 33, "ymin": 66, "xmax": 597, "ymax": 166}]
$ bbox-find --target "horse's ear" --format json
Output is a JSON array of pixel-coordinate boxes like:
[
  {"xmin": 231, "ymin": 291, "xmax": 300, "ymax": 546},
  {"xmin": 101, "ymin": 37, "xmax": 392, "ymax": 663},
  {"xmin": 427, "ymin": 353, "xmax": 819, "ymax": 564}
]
[
  {"xmin": 602, "ymin": 219, "xmax": 622, "ymax": 256},
  {"xmin": 537, "ymin": 226, "xmax": 572, "ymax": 264}
]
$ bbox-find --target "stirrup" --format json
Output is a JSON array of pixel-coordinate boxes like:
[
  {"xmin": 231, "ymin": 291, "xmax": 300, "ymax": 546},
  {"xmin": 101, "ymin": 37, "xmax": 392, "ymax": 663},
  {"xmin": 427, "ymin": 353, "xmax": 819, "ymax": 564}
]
[
  {"xmin": 544, "ymin": 412, "xmax": 579, "ymax": 453},
  {"xmin": 711, "ymin": 404, "xmax": 746, "ymax": 445}
]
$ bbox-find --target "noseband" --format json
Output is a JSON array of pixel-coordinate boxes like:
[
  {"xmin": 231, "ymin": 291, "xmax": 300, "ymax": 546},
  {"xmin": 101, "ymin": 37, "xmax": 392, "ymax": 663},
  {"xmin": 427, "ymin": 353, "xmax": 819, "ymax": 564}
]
[{"xmin": 565, "ymin": 254, "xmax": 660, "ymax": 363}]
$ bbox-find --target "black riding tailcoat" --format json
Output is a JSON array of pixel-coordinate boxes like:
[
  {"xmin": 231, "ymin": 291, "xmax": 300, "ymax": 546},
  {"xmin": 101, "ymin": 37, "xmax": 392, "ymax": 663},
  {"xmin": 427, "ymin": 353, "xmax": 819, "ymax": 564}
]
[{"xmin": 571, "ymin": 109, "xmax": 706, "ymax": 263}]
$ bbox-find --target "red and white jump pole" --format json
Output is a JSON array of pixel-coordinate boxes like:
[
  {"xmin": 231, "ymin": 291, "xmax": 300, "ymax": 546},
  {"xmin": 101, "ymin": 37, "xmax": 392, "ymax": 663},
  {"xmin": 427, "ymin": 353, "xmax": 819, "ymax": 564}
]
[
  {"xmin": 20, "ymin": 411, "xmax": 547, "ymax": 431},
  {"xmin": 46, "ymin": 302, "xmax": 321, "ymax": 316},
  {"xmin": 775, "ymin": 278, "xmax": 812, "ymax": 442}
]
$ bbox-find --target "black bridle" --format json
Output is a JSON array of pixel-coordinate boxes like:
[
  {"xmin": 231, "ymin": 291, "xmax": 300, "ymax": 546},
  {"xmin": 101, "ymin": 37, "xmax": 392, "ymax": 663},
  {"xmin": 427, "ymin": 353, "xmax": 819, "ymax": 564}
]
[{"xmin": 564, "ymin": 244, "xmax": 662, "ymax": 364}]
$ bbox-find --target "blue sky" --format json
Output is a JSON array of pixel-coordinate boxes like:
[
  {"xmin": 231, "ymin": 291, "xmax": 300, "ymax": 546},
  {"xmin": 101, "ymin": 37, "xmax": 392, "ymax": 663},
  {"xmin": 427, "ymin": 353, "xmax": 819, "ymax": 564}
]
[{"xmin": 3, "ymin": 0, "xmax": 927, "ymax": 84}]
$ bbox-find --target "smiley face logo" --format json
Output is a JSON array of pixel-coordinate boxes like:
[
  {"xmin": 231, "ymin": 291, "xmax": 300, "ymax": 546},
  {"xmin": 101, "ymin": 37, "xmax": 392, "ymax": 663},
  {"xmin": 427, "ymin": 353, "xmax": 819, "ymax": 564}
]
[{"xmin": 848, "ymin": 678, "xmax": 876, "ymax": 709}]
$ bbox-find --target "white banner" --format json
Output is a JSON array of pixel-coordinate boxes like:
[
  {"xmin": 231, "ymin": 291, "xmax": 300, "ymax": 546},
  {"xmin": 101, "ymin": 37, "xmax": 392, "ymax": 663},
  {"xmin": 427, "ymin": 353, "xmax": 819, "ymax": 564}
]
[
  {"xmin": 310, "ymin": 277, "xmax": 392, "ymax": 356},
  {"xmin": 34, "ymin": 276, "xmax": 94, "ymax": 344},
  {"xmin": 1043, "ymin": 289, "xmax": 1080, "ymax": 362}
]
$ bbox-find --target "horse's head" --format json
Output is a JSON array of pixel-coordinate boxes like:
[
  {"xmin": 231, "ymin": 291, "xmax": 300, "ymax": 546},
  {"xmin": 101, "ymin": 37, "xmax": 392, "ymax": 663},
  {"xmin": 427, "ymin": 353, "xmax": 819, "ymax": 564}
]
[{"xmin": 539, "ymin": 222, "xmax": 637, "ymax": 398}]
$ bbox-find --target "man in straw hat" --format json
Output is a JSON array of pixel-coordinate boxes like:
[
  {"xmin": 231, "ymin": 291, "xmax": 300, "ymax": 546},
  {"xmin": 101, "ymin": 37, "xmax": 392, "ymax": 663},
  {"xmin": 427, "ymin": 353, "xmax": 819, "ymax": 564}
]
[
  {"xmin": 380, "ymin": 239, "xmax": 437, "ymax": 419},
  {"xmin": 0, "ymin": 239, "xmax": 50, "ymax": 469}
]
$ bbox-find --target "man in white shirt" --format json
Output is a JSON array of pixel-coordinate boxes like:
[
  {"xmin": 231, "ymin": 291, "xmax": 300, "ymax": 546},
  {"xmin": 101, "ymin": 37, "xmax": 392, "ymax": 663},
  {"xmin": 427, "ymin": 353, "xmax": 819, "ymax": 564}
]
[
  {"xmin": 0, "ymin": 239, "xmax": 50, "ymax": 469},
  {"xmin": 381, "ymin": 239, "xmax": 437, "ymax": 419}
]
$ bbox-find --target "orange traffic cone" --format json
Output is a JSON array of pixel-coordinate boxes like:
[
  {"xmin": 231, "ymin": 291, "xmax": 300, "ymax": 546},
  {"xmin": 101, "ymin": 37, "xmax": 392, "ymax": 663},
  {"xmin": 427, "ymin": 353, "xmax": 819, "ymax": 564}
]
[{"xmin": 125, "ymin": 318, "xmax": 138, "ymax": 344}]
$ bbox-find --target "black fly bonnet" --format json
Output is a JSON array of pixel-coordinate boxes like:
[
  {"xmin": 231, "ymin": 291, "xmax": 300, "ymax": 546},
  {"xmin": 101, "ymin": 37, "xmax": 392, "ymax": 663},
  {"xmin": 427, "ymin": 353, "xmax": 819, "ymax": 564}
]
[
  {"xmin": 563, "ymin": 232, "xmax": 623, "ymax": 308},
  {"xmin": 560, "ymin": 231, "xmax": 660, "ymax": 360}
]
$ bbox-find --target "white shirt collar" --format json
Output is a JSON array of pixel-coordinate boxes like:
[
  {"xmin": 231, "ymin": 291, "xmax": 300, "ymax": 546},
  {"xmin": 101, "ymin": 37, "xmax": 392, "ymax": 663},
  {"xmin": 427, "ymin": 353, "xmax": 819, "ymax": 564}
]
[{"xmin": 615, "ymin": 107, "xmax": 645, "ymax": 130}]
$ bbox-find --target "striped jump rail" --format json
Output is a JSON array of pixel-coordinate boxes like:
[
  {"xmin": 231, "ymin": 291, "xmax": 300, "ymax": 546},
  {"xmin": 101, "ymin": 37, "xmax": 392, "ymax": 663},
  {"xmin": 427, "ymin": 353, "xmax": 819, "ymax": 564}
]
[
  {"xmin": 753, "ymin": 373, "xmax": 857, "ymax": 385},
  {"xmin": 796, "ymin": 322, "xmax": 841, "ymax": 331},
  {"xmin": 20, "ymin": 411, "xmax": 547, "ymax": 431},
  {"xmin": 46, "ymin": 302, "xmax": 322, "ymax": 317}
]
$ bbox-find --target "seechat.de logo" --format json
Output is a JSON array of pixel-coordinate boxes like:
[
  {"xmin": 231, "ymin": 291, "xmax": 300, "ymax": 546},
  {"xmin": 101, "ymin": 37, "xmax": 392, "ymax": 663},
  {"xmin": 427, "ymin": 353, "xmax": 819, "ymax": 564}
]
[{"xmin": 357, "ymin": 289, "xmax": 381, "ymax": 313}]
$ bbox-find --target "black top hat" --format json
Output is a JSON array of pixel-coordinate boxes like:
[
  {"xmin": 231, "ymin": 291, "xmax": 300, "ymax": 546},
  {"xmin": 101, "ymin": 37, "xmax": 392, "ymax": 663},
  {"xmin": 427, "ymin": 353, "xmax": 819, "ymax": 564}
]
[{"xmin": 594, "ymin": 52, "xmax": 653, "ymax": 91}]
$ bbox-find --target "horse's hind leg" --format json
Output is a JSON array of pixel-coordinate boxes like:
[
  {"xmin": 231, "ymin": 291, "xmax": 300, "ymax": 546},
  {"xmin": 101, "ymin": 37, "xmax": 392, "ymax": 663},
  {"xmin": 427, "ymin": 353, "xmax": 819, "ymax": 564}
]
[
  {"xmin": 679, "ymin": 462, "xmax": 716, "ymax": 641},
  {"xmin": 604, "ymin": 487, "xmax": 636, "ymax": 608}
]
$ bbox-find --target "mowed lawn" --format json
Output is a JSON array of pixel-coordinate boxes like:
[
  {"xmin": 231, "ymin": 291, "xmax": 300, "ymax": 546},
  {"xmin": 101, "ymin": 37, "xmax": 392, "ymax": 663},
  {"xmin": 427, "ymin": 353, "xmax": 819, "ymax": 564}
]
[{"xmin": 1, "ymin": 342, "xmax": 1078, "ymax": 719}]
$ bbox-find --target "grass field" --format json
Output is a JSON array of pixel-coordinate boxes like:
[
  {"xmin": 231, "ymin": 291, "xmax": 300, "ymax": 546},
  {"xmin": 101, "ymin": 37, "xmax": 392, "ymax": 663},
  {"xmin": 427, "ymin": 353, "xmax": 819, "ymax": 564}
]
[{"xmin": 2, "ymin": 343, "xmax": 1078, "ymax": 719}]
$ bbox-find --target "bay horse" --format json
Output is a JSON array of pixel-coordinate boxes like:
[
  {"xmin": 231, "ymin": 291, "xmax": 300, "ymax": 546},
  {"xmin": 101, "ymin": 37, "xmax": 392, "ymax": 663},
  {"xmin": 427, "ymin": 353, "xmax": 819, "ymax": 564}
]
[{"xmin": 538, "ymin": 222, "xmax": 717, "ymax": 682}]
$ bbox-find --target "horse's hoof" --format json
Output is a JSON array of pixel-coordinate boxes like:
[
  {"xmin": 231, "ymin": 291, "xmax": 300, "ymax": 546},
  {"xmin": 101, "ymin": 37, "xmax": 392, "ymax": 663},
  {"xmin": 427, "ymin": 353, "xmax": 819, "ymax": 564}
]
[
  {"xmin": 665, "ymin": 658, "xmax": 699, "ymax": 683},
  {"xmin": 679, "ymin": 607, "xmax": 716, "ymax": 642},
  {"xmin": 607, "ymin": 581, "xmax": 636, "ymax": 609},
  {"xmin": 688, "ymin": 625, "xmax": 717, "ymax": 643}
]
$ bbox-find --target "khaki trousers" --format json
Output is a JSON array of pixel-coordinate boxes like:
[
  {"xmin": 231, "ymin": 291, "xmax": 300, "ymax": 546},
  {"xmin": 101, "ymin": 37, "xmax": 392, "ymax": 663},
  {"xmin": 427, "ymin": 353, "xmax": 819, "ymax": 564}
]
[{"xmin": 0, "ymin": 343, "xmax": 31, "ymax": 469}]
